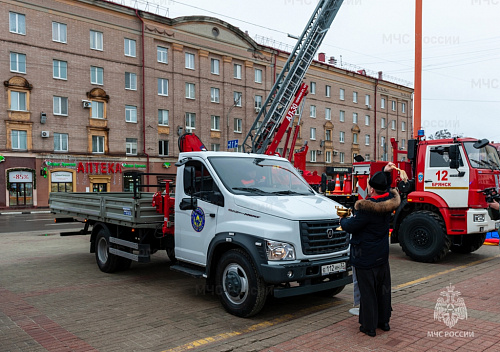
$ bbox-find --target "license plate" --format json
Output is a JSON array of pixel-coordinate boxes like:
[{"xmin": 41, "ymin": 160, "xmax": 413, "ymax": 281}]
[{"xmin": 321, "ymin": 262, "xmax": 346, "ymax": 275}]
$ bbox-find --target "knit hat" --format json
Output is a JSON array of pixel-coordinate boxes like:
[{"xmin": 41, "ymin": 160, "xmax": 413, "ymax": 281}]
[{"xmin": 369, "ymin": 171, "xmax": 387, "ymax": 191}]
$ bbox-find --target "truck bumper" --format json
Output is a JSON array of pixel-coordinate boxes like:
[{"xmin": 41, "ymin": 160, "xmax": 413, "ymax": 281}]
[
  {"xmin": 467, "ymin": 209, "xmax": 500, "ymax": 234},
  {"xmin": 259, "ymin": 255, "xmax": 352, "ymax": 298}
]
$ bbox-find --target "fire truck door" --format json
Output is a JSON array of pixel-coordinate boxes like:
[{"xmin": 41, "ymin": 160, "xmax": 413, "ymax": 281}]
[{"xmin": 424, "ymin": 145, "xmax": 469, "ymax": 208}]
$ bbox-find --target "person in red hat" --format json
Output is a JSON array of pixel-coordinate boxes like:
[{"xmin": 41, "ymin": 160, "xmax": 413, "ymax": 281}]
[{"xmin": 340, "ymin": 162, "xmax": 400, "ymax": 337}]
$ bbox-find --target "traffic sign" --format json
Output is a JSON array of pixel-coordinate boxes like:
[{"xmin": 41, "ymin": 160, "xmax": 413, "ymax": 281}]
[{"xmin": 227, "ymin": 139, "xmax": 239, "ymax": 149}]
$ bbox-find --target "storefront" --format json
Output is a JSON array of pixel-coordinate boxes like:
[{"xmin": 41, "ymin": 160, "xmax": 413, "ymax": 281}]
[{"xmin": 8, "ymin": 169, "xmax": 35, "ymax": 206}]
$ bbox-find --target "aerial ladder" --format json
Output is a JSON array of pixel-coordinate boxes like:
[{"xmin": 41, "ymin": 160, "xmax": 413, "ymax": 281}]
[{"xmin": 242, "ymin": 0, "xmax": 344, "ymax": 159}]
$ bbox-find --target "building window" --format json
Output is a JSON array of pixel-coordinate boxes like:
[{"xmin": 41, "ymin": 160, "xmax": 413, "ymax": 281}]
[
  {"xmin": 234, "ymin": 64, "xmax": 242, "ymax": 79},
  {"xmin": 365, "ymin": 134, "xmax": 370, "ymax": 145},
  {"xmin": 339, "ymin": 131, "xmax": 345, "ymax": 143},
  {"xmin": 125, "ymin": 72, "xmax": 137, "ymax": 90},
  {"xmin": 402, "ymin": 139, "xmax": 406, "ymax": 149},
  {"xmin": 53, "ymin": 60, "xmax": 67, "ymax": 80},
  {"xmin": 211, "ymin": 144, "xmax": 220, "ymax": 152},
  {"xmin": 402, "ymin": 121, "xmax": 406, "ymax": 131},
  {"xmin": 11, "ymin": 130, "xmax": 27, "ymax": 150},
  {"xmin": 159, "ymin": 140, "xmax": 169, "ymax": 156},
  {"xmin": 325, "ymin": 129, "xmax": 332, "ymax": 141},
  {"xmin": 310, "ymin": 127, "xmax": 316, "ymax": 140},
  {"xmin": 391, "ymin": 120, "xmax": 396, "ymax": 130},
  {"xmin": 90, "ymin": 30, "xmax": 103, "ymax": 50},
  {"xmin": 365, "ymin": 153, "xmax": 370, "ymax": 161},
  {"xmin": 10, "ymin": 91, "xmax": 27, "ymax": 111},
  {"xmin": 126, "ymin": 138, "xmax": 137, "ymax": 155},
  {"xmin": 211, "ymin": 115, "xmax": 220, "ymax": 130},
  {"xmin": 392, "ymin": 100, "xmax": 396, "ymax": 111},
  {"xmin": 365, "ymin": 94, "xmax": 370, "ymax": 107},
  {"xmin": 211, "ymin": 58, "xmax": 220, "ymax": 74},
  {"xmin": 353, "ymin": 133, "xmax": 358, "ymax": 144},
  {"xmin": 185, "ymin": 83, "xmax": 195, "ymax": 99},
  {"xmin": 339, "ymin": 88, "xmax": 345, "ymax": 101},
  {"xmin": 158, "ymin": 109, "xmax": 169, "ymax": 125},
  {"xmin": 91, "ymin": 101, "xmax": 104, "ymax": 119},
  {"xmin": 381, "ymin": 97, "xmax": 386, "ymax": 109},
  {"xmin": 326, "ymin": 151, "xmax": 331, "ymax": 163},
  {"xmin": 124, "ymin": 38, "xmax": 136, "ymax": 57},
  {"xmin": 92, "ymin": 135, "xmax": 104, "ymax": 153},
  {"xmin": 185, "ymin": 112, "xmax": 196, "ymax": 131},
  {"xmin": 54, "ymin": 133, "xmax": 68, "ymax": 152},
  {"xmin": 310, "ymin": 150, "xmax": 317, "ymax": 162},
  {"xmin": 10, "ymin": 52, "xmax": 26, "ymax": 73},
  {"xmin": 310, "ymin": 105, "xmax": 316, "ymax": 118},
  {"xmin": 234, "ymin": 92, "xmax": 242, "ymax": 106},
  {"xmin": 90, "ymin": 66, "xmax": 103, "ymax": 85},
  {"xmin": 255, "ymin": 68, "xmax": 262, "ymax": 83},
  {"xmin": 353, "ymin": 113, "xmax": 358, "ymax": 124},
  {"xmin": 234, "ymin": 118, "xmax": 242, "ymax": 133},
  {"xmin": 381, "ymin": 136, "xmax": 386, "ymax": 148},
  {"xmin": 52, "ymin": 22, "xmax": 67, "ymax": 43},
  {"xmin": 255, "ymin": 95, "xmax": 263, "ymax": 109},
  {"xmin": 53, "ymin": 96, "xmax": 68, "ymax": 116},
  {"xmin": 339, "ymin": 152, "xmax": 345, "ymax": 164},
  {"xmin": 353, "ymin": 91, "xmax": 358, "ymax": 103},
  {"xmin": 325, "ymin": 108, "xmax": 331, "ymax": 120},
  {"xmin": 310, "ymin": 82, "xmax": 316, "ymax": 94},
  {"xmin": 326, "ymin": 85, "xmax": 331, "ymax": 97},
  {"xmin": 339, "ymin": 110, "xmax": 345, "ymax": 122},
  {"xmin": 158, "ymin": 78, "xmax": 168, "ymax": 96},
  {"xmin": 381, "ymin": 117, "xmax": 386, "ymax": 129},
  {"xmin": 157, "ymin": 46, "xmax": 168, "ymax": 63},
  {"xmin": 185, "ymin": 53, "xmax": 195, "ymax": 69},
  {"xmin": 402, "ymin": 102, "xmax": 406, "ymax": 113},
  {"xmin": 9, "ymin": 12, "xmax": 26, "ymax": 35},
  {"xmin": 211, "ymin": 87, "xmax": 220, "ymax": 103},
  {"xmin": 125, "ymin": 105, "xmax": 137, "ymax": 123},
  {"xmin": 365, "ymin": 115, "xmax": 370, "ymax": 126}
]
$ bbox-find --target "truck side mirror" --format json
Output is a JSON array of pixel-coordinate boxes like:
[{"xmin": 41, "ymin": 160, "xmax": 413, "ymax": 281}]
[
  {"xmin": 180, "ymin": 197, "xmax": 197, "ymax": 210},
  {"xmin": 184, "ymin": 166, "xmax": 196, "ymax": 195},
  {"xmin": 449, "ymin": 145, "xmax": 460, "ymax": 169},
  {"xmin": 321, "ymin": 173, "xmax": 327, "ymax": 193}
]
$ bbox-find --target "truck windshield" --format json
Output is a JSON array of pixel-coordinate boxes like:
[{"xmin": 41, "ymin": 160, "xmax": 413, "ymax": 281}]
[
  {"xmin": 208, "ymin": 156, "xmax": 315, "ymax": 196},
  {"xmin": 463, "ymin": 142, "xmax": 500, "ymax": 170}
]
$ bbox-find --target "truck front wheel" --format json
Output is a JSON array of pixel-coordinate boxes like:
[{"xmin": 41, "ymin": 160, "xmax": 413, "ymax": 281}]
[
  {"xmin": 399, "ymin": 211, "xmax": 450, "ymax": 263},
  {"xmin": 95, "ymin": 228, "xmax": 122, "ymax": 273},
  {"xmin": 215, "ymin": 249, "xmax": 267, "ymax": 317}
]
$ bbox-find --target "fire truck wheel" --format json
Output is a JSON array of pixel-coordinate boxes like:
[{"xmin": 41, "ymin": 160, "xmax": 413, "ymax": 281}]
[
  {"xmin": 399, "ymin": 210, "xmax": 450, "ymax": 263},
  {"xmin": 95, "ymin": 228, "xmax": 121, "ymax": 273},
  {"xmin": 166, "ymin": 247, "xmax": 177, "ymax": 263},
  {"xmin": 215, "ymin": 249, "xmax": 267, "ymax": 317},
  {"xmin": 450, "ymin": 233, "xmax": 487, "ymax": 254}
]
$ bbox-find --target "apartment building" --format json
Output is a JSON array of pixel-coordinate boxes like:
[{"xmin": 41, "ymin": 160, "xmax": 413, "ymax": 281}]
[{"xmin": 0, "ymin": 0, "xmax": 413, "ymax": 209}]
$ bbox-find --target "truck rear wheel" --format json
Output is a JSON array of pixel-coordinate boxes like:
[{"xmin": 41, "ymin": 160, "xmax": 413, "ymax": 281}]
[
  {"xmin": 215, "ymin": 249, "xmax": 267, "ymax": 317},
  {"xmin": 95, "ymin": 228, "xmax": 122, "ymax": 273},
  {"xmin": 450, "ymin": 233, "xmax": 486, "ymax": 254},
  {"xmin": 399, "ymin": 211, "xmax": 450, "ymax": 263}
]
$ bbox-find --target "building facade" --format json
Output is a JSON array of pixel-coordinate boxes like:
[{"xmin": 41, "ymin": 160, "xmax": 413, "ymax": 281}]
[{"xmin": 0, "ymin": 0, "xmax": 413, "ymax": 209}]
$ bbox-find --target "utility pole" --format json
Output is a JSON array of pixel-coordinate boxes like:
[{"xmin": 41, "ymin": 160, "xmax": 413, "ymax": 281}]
[{"xmin": 414, "ymin": 0, "xmax": 422, "ymax": 138}]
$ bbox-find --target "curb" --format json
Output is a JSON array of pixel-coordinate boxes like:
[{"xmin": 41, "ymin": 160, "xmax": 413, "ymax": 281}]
[{"xmin": 0, "ymin": 210, "xmax": 52, "ymax": 215}]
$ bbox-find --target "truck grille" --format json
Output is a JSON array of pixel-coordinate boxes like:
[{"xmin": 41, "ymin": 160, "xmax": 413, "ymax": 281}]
[{"xmin": 300, "ymin": 220, "xmax": 350, "ymax": 255}]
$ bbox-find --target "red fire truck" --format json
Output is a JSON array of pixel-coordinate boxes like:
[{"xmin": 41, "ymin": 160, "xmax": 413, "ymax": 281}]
[{"xmin": 345, "ymin": 132, "xmax": 500, "ymax": 262}]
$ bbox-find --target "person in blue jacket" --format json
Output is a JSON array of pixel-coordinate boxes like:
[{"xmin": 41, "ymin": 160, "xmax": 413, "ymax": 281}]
[{"xmin": 340, "ymin": 162, "xmax": 400, "ymax": 337}]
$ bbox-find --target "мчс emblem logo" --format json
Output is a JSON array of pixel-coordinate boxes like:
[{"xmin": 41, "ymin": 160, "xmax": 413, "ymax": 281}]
[
  {"xmin": 191, "ymin": 207, "xmax": 205, "ymax": 232},
  {"xmin": 434, "ymin": 284, "xmax": 467, "ymax": 329}
]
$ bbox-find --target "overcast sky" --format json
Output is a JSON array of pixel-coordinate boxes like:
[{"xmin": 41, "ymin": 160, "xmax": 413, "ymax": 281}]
[{"xmin": 120, "ymin": 0, "xmax": 500, "ymax": 142}]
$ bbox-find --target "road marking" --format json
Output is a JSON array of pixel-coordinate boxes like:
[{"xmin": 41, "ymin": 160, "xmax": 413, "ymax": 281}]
[
  {"xmin": 392, "ymin": 253, "xmax": 500, "ymax": 291},
  {"xmin": 163, "ymin": 253, "xmax": 500, "ymax": 352},
  {"xmin": 162, "ymin": 300, "xmax": 344, "ymax": 352}
]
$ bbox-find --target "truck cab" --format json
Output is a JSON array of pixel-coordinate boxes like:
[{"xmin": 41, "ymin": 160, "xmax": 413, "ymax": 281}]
[{"xmin": 172, "ymin": 152, "xmax": 351, "ymax": 317}]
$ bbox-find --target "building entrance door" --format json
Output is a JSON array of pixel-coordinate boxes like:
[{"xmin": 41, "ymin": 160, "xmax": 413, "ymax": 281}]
[
  {"xmin": 92, "ymin": 183, "xmax": 107, "ymax": 192},
  {"xmin": 9, "ymin": 182, "xmax": 33, "ymax": 206}
]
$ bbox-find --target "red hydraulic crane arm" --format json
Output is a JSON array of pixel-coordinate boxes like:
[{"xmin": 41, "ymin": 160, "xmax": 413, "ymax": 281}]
[{"xmin": 265, "ymin": 83, "xmax": 309, "ymax": 156}]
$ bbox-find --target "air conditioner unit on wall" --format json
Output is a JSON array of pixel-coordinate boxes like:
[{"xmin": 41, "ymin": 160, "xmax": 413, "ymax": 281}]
[
  {"xmin": 82, "ymin": 100, "xmax": 91, "ymax": 108},
  {"xmin": 333, "ymin": 150, "xmax": 339, "ymax": 156},
  {"xmin": 255, "ymin": 107, "xmax": 261, "ymax": 113},
  {"xmin": 41, "ymin": 131, "xmax": 50, "ymax": 138}
]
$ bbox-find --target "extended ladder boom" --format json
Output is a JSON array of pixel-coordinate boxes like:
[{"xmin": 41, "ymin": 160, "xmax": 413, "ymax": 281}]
[{"xmin": 242, "ymin": 0, "xmax": 344, "ymax": 154}]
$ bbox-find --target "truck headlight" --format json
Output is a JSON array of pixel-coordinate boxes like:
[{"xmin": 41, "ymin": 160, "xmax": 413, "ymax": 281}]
[
  {"xmin": 474, "ymin": 214, "xmax": 485, "ymax": 222},
  {"xmin": 266, "ymin": 240, "xmax": 295, "ymax": 261}
]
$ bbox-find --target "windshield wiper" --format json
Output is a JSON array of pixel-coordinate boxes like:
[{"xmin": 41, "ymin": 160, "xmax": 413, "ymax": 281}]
[
  {"xmin": 232, "ymin": 187, "xmax": 270, "ymax": 195},
  {"xmin": 272, "ymin": 190, "xmax": 313, "ymax": 195}
]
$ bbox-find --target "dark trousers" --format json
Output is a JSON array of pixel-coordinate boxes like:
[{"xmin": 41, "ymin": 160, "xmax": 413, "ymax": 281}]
[{"xmin": 355, "ymin": 262, "xmax": 392, "ymax": 330}]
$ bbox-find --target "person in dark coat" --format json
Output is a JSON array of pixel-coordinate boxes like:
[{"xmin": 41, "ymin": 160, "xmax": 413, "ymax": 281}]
[{"xmin": 340, "ymin": 162, "xmax": 400, "ymax": 337}]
